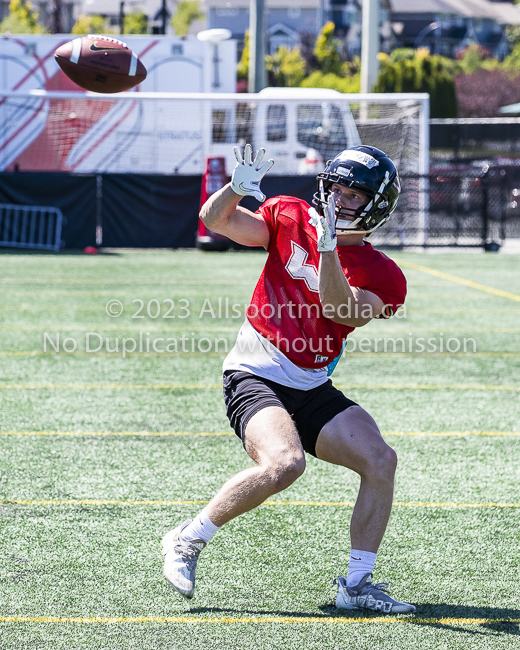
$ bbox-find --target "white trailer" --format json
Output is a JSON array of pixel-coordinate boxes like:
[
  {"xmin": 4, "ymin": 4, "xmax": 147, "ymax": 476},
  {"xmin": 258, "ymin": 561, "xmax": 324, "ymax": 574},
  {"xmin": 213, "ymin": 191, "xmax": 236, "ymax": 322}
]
[
  {"xmin": 0, "ymin": 34, "xmax": 237, "ymax": 94},
  {"xmin": 0, "ymin": 88, "xmax": 363, "ymax": 174}
]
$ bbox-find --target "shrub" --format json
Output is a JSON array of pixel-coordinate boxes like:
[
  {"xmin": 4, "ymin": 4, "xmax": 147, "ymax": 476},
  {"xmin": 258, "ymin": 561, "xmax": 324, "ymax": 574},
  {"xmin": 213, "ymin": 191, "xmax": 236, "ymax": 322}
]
[
  {"xmin": 171, "ymin": 0, "xmax": 203, "ymax": 38},
  {"xmin": 375, "ymin": 51, "xmax": 457, "ymax": 118},
  {"xmin": 71, "ymin": 14, "xmax": 114, "ymax": 35},
  {"xmin": 455, "ymin": 69, "xmax": 520, "ymax": 117},
  {"xmin": 0, "ymin": 0, "xmax": 47, "ymax": 34},
  {"xmin": 124, "ymin": 12, "xmax": 148, "ymax": 35},
  {"xmin": 266, "ymin": 46, "xmax": 306, "ymax": 87}
]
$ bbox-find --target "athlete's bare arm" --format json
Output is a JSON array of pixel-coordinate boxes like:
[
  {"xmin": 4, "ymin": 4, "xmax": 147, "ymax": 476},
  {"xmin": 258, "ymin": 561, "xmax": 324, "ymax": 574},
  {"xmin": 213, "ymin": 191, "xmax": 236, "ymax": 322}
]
[
  {"xmin": 199, "ymin": 183, "xmax": 270, "ymax": 249},
  {"xmin": 318, "ymin": 251, "xmax": 384, "ymax": 327}
]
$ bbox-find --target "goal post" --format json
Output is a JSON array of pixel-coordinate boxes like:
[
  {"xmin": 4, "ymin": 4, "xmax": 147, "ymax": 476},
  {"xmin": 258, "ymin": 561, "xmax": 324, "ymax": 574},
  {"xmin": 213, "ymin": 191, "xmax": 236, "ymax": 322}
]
[{"xmin": 0, "ymin": 89, "xmax": 429, "ymax": 245}]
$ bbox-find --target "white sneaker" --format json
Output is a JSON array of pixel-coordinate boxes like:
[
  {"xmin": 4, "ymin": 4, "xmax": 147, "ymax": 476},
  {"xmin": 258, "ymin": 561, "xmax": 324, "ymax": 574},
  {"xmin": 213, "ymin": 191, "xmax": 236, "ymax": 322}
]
[
  {"xmin": 161, "ymin": 520, "xmax": 206, "ymax": 600},
  {"xmin": 334, "ymin": 573, "xmax": 416, "ymax": 614}
]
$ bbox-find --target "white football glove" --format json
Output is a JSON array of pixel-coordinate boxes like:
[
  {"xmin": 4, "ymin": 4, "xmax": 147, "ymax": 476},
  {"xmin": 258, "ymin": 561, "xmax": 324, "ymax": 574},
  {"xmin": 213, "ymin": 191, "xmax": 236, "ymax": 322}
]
[
  {"xmin": 231, "ymin": 144, "xmax": 274, "ymax": 203},
  {"xmin": 308, "ymin": 191, "xmax": 337, "ymax": 253}
]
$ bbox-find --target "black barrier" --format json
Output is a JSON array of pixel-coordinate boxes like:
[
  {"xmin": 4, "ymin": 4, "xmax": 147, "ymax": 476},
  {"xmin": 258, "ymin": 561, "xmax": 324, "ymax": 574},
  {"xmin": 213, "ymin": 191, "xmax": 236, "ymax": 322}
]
[
  {"xmin": 0, "ymin": 172, "xmax": 97, "ymax": 249},
  {"xmin": 0, "ymin": 171, "xmax": 518, "ymax": 249},
  {"xmin": 100, "ymin": 174, "xmax": 201, "ymax": 248},
  {"xmin": 0, "ymin": 172, "xmax": 317, "ymax": 250},
  {"xmin": 0, "ymin": 173, "xmax": 201, "ymax": 249}
]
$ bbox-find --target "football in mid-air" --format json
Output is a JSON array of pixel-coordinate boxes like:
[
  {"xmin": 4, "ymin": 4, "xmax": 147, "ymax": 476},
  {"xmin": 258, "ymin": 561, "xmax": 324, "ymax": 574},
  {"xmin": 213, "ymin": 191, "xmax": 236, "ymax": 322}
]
[{"xmin": 54, "ymin": 35, "xmax": 147, "ymax": 93}]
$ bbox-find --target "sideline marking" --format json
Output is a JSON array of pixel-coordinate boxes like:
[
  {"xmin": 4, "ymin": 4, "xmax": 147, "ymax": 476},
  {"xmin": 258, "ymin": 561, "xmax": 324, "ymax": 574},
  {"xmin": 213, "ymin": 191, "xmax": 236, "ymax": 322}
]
[
  {"xmin": 0, "ymin": 383, "xmax": 518, "ymax": 390},
  {"xmin": 1, "ymin": 306, "xmax": 519, "ymax": 314},
  {"xmin": 2, "ymin": 498, "xmax": 519, "ymax": 508},
  {"xmin": 385, "ymin": 431, "xmax": 520, "ymax": 437},
  {"xmin": 361, "ymin": 326, "xmax": 520, "ymax": 332},
  {"xmin": 0, "ymin": 351, "xmax": 519, "ymax": 359},
  {"xmin": 0, "ymin": 290, "xmax": 250, "ymax": 296},
  {"xmin": 4, "ymin": 324, "xmax": 520, "ymax": 333},
  {"xmin": 395, "ymin": 259, "xmax": 520, "ymax": 303},
  {"xmin": 334, "ymin": 384, "xmax": 520, "ymax": 391},
  {"xmin": 0, "ymin": 351, "xmax": 230, "ymax": 357},
  {"xmin": 0, "ymin": 615, "xmax": 518, "ymax": 625},
  {"xmin": 0, "ymin": 383, "xmax": 222, "ymax": 389},
  {"xmin": 411, "ymin": 308, "xmax": 520, "ymax": 314},
  {"xmin": 0, "ymin": 430, "xmax": 518, "ymax": 437},
  {"xmin": 0, "ymin": 430, "xmax": 235, "ymax": 436},
  {"xmin": 1, "ymin": 325, "xmax": 238, "ymax": 332},
  {"xmin": 0, "ymin": 279, "xmax": 255, "ymax": 285}
]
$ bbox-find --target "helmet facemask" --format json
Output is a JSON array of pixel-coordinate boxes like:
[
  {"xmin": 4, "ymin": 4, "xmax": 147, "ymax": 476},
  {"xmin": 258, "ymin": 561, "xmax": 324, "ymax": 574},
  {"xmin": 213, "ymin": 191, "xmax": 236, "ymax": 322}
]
[
  {"xmin": 317, "ymin": 178, "xmax": 373, "ymax": 235},
  {"xmin": 313, "ymin": 146, "xmax": 401, "ymax": 237}
]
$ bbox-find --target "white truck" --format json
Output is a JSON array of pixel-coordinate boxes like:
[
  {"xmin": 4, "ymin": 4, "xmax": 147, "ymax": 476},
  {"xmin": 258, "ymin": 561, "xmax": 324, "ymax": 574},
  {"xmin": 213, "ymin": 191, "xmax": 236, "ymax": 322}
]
[{"xmin": 211, "ymin": 87, "xmax": 361, "ymax": 175}]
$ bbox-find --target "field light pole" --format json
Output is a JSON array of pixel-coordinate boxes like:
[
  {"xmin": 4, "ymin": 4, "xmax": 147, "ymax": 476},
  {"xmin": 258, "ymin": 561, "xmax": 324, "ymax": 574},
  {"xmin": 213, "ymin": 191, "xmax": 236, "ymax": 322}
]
[
  {"xmin": 197, "ymin": 29, "xmax": 232, "ymax": 89},
  {"xmin": 360, "ymin": 0, "xmax": 379, "ymax": 94},
  {"xmin": 249, "ymin": 0, "xmax": 267, "ymax": 93},
  {"xmin": 51, "ymin": 0, "xmax": 62, "ymax": 34},
  {"xmin": 318, "ymin": 0, "xmax": 325, "ymax": 28},
  {"xmin": 161, "ymin": 0, "xmax": 167, "ymax": 35},
  {"xmin": 119, "ymin": 1, "xmax": 125, "ymax": 35}
]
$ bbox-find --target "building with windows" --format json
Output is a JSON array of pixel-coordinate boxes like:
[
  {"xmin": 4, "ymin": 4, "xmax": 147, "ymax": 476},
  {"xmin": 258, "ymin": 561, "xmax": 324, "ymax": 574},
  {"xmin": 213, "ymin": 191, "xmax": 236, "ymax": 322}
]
[
  {"xmin": 389, "ymin": 0, "xmax": 520, "ymax": 59},
  {"xmin": 206, "ymin": 0, "xmax": 396, "ymax": 58},
  {"xmin": 207, "ymin": 0, "xmax": 320, "ymax": 52}
]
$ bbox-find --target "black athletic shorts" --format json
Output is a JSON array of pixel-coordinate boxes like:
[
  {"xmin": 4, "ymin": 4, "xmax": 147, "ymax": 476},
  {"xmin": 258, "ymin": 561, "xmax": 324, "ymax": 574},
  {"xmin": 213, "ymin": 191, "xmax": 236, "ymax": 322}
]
[{"xmin": 223, "ymin": 370, "xmax": 358, "ymax": 457}]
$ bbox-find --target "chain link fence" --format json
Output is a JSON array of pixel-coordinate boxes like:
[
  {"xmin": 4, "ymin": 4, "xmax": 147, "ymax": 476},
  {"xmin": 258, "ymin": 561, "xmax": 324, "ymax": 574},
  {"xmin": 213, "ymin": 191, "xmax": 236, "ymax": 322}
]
[{"xmin": 369, "ymin": 167, "xmax": 520, "ymax": 248}]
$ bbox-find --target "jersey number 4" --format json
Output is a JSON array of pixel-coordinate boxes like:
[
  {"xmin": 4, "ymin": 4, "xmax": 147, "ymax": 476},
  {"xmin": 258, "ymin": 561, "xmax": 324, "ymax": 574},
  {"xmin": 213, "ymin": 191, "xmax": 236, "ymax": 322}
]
[{"xmin": 285, "ymin": 241, "xmax": 319, "ymax": 293}]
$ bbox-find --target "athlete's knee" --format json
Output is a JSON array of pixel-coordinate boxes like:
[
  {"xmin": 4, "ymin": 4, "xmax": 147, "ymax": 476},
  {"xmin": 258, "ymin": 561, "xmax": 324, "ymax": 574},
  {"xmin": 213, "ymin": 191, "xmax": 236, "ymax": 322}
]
[
  {"xmin": 364, "ymin": 442, "xmax": 397, "ymax": 482},
  {"xmin": 267, "ymin": 453, "xmax": 306, "ymax": 492},
  {"xmin": 343, "ymin": 406, "xmax": 397, "ymax": 481}
]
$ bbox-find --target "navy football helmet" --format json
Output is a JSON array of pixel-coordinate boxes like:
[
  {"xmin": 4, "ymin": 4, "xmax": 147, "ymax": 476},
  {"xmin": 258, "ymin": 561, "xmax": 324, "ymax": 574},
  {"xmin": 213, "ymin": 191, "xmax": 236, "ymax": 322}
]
[{"xmin": 313, "ymin": 146, "xmax": 400, "ymax": 235}]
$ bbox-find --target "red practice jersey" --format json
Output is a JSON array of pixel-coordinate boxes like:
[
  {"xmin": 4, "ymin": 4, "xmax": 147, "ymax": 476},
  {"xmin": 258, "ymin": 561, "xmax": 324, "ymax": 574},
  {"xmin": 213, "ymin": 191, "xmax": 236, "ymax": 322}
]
[{"xmin": 246, "ymin": 196, "xmax": 407, "ymax": 370}]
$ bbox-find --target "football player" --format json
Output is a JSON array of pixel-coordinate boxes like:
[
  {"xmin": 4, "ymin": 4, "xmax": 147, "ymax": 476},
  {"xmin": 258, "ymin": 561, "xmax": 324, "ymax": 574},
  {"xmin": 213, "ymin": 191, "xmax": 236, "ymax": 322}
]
[{"xmin": 161, "ymin": 144, "xmax": 415, "ymax": 614}]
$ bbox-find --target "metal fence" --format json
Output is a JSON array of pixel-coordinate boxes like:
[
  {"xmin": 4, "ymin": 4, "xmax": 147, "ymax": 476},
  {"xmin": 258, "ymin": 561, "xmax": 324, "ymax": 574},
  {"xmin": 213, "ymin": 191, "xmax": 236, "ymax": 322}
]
[
  {"xmin": 370, "ymin": 167, "xmax": 520, "ymax": 249},
  {"xmin": 0, "ymin": 203, "xmax": 64, "ymax": 251}
]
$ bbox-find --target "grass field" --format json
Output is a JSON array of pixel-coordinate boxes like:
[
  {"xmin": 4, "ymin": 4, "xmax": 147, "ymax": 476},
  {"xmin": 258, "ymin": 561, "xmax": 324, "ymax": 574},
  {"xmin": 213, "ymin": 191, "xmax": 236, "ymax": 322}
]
[{"xmin": 0, "ymin": 248, "xmax": 519, "ymax": 650}]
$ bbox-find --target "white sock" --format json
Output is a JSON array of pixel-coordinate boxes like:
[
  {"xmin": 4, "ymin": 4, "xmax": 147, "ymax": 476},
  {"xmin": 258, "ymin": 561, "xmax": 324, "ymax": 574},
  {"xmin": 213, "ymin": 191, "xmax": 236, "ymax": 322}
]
[
  {"xmin": 346, "ymin": 549, "xmax": 377, "ymax": 587},
  {"xmin": 182, "ymin": 508, "xmax": 220, "ymax": 545}
]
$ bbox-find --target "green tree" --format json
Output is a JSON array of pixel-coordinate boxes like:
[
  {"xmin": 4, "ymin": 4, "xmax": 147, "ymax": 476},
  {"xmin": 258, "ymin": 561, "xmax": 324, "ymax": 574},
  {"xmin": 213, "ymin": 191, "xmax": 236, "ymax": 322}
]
[
  {"xmin": 389, "ymin": 48, "xmax": 415, "ymax": 63},
  {"xmin": 457, "ymin": 43, "xmax": 492, "ymax": 74},
  {"xmin": 237, "ymin": 30, "xmax": 249, "ymax": 81},
  {"xmin": 0, "ymin": 0, "xmax": 47, "ymax": 34},
  {"xmin": 124, "ymin": 11, "xmax": 148, "ymax": 34},
  {"xmin": 313, "ymin": 21, "xmax": 344, "ymax": 75},
  {"xmin": 502, "ymin": 42, "xmax": 520, "ymax": 71},
  {"xmin": 375, "ymin": 50, "xmax": 457, "ymax": 118},
  {"xmin": 506, "ymin": 25, "xmax": 520, "ymax": 49},
  {"xmin": 171, "ymin": 0, "xmax": 204, "ymax": 37},
  {"xmin": 300, "ymin": 70, "xmax": 360, "ymax": 92},
  {"xmin": 300, "ymin": 55, "xmax": 360, "ymax": 92},
  {"xmin": 71, "ymin": 14, "xmax": 114, "ymax": 35},
  {"xmin": 266, "ymin": 46, "xmax": 306, "ymax": 87}
]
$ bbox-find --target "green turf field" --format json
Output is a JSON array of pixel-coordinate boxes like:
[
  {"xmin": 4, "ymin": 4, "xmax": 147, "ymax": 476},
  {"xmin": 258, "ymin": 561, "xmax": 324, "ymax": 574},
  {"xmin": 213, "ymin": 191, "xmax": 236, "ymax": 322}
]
[{"xmin": 0, "ymin": 248, "xmax": 519, "ymax": 649}]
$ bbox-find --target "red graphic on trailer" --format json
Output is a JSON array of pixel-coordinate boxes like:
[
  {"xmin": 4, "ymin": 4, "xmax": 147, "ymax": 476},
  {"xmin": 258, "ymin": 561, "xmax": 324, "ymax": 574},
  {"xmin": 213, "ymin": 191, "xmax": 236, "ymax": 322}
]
[{"xmin": 0, "ymin": 37, "xmax": 158, "ymax": 172}]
